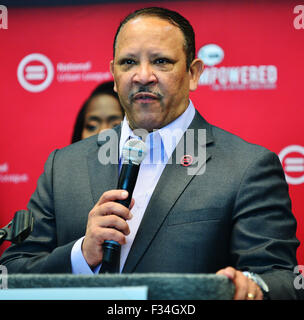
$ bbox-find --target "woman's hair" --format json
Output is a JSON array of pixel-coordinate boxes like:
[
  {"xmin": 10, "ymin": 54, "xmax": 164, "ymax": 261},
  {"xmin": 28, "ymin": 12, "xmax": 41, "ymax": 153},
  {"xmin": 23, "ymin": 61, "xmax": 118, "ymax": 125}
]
[{"xmin": 71, "ymin": 81, "xmax": 123, "ymax": 143}]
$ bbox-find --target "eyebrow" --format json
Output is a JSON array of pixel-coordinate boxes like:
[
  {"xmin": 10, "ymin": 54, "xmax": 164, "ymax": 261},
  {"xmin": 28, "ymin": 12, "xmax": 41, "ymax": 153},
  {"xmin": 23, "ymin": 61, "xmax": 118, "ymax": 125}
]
[
  {"xmin": 108, "ymin": 115, "xmax": 122, "ymax": 121},
  {"xmin": 116, "ymin": 53, "xmax": 137, "ymax": 61},
  {"xmin": 87, "ymin": 115, "xmax": 122, "ymax": 123},
  {"xmin": 87, "ymin": 115, "xmax": 101, "ymax": 123},
  {"xmin": 119, "ymin": 53, "xmax": 137, "ymax": 58},
  {"xmin": 150, "ymin": 52, "xmax": 171, "ymax": 58}
]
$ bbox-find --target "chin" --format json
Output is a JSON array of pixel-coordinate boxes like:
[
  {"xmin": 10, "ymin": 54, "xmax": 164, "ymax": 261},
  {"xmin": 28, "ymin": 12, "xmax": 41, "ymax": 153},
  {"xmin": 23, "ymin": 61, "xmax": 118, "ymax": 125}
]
[{"xmin": 133, "ymin": 117, "xmax": 164, "ymax": 132}]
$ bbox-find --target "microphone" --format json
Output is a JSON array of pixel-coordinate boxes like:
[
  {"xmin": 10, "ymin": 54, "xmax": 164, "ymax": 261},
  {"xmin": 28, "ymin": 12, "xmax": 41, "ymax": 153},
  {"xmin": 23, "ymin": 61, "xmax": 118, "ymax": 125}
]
[
  {"xmin": 100, "ymin": 138, "xmax": 147, "ymax": 273},
  {"xmin": 0, "ymin": 210, "xmax": 34, "ymax": 246}
]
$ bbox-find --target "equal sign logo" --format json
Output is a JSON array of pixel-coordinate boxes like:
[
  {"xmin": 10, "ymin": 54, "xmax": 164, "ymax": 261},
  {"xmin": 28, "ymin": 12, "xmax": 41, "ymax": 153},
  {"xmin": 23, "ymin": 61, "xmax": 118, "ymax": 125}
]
[
  {"xmin": 17, "ymin": 53, "xmax": 54, "ymax": 93},
  {"xmin": 285, "ymin": 157, "xmax": 304, "ymax": 173},
  {"xmin": 25, "ymin": 65, "xmax": 46, "ymax": 81},
  {"xmin": 279, "ymin": 145, "xmax": 304, "ymax": 185}
]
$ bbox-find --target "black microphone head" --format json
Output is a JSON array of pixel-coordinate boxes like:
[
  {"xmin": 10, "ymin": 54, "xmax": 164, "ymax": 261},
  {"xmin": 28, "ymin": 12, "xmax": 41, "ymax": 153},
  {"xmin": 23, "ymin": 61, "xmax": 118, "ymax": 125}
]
[{"xmin": 122, "ymin": 138, "xmax": 147, "ymax": 165}]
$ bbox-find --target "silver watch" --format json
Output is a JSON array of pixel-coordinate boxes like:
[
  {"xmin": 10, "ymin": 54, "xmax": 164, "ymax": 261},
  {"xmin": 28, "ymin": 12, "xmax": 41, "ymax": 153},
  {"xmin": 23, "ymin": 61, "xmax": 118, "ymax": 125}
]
[{"xmin": 242, "ymin": 271, "xmax": 270, "ymax": 298}]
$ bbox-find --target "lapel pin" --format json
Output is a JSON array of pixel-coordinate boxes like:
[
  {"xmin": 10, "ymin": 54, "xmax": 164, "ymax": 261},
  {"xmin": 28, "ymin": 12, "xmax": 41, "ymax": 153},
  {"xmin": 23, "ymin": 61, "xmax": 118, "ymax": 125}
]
[{"xmin": 180, "ymin": 155, "xmax": 193, "ymax": 167}]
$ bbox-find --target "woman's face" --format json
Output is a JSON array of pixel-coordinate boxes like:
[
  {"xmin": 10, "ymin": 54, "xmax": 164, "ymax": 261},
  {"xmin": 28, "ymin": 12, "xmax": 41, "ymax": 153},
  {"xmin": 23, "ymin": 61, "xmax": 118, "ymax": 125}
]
[{"xmin": 81, "ymin": 94, "xmax": 124, "ymax": 139}]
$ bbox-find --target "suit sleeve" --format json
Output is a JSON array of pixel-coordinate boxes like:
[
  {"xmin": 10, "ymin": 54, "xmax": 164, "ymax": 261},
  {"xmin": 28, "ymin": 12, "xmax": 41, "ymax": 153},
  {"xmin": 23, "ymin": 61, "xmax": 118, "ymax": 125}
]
[
  {"xmin": 230, "ymin": 149, "xmax": 303, "ymax": 299},
  {"xmin": 0, "ymin": 150, "xmax": 76, "ymax": 273}
]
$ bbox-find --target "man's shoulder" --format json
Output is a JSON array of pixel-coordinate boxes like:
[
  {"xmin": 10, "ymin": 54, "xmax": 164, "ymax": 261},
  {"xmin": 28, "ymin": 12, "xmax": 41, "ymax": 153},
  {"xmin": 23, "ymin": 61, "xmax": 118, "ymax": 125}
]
[
  {"xmin": 210, "ymin": 123, "xmax": 272, "ymax": 156},
  {"xmin": 59, "ymin": 134, "xmax": 99, "ymax": 156},
  {"xmin": 47, "ymin": 135, "xmax": 101, "ymax": 170},
  {"xmin": 207, "ymin": 122, "xmax": 278, "ymax": 171},
  {"xmin": 193, "ymin": 111, "xmax": 272, "ymax": 159},
  {"xmin": 56, "ymin": 125, "xmax": 121, "ymax": 158}
]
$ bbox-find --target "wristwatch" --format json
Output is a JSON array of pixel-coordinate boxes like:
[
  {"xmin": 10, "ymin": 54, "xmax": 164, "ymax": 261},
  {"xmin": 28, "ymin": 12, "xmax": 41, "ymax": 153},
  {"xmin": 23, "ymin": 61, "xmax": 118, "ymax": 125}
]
[{"xmin": 242, "ymin": 271, "xmax": 270, "ymax": 300}]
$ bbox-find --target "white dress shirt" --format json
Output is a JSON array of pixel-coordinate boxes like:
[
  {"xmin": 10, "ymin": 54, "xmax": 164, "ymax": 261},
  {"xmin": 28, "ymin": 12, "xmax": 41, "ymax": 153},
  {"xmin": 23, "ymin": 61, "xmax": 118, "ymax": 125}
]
[{"xmin": 71, "ymin": 100, "xmax": 195, "ymax": 274}]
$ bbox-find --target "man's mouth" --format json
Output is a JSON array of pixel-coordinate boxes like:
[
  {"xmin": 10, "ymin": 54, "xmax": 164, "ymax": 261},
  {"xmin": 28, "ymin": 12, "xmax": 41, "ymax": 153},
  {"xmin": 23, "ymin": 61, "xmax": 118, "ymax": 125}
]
[{"xmin": 132, "ymin": 92, "xmax": 160, "ymax": 102}]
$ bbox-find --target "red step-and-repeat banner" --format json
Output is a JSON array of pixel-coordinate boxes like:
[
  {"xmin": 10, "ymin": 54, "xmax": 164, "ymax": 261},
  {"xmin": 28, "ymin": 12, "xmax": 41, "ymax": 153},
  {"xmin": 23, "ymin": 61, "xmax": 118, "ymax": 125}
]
[{"xmin": 1, "ymin": 1, "xmax": 303, "ymax": 264}]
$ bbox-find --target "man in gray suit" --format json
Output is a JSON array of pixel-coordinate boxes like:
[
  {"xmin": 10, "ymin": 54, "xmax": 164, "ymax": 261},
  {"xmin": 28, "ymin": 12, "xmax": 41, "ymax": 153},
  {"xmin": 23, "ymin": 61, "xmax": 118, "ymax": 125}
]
[{"xmin": 0, "ymin": 7, "xmax": 302, "ymax": 300}]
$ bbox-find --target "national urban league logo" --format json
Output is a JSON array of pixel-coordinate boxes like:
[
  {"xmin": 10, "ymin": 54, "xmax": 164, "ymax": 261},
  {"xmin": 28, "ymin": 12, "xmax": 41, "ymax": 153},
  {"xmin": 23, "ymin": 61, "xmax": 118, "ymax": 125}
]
[
  {"xmin": 279, "ymin": 145, "xmax": 304, "ymax": 185},
  {"xmin": 197, "ymin": 44, "xmax": 277, "ymax": 91},
  {"xmin": 17, "ymin": 53, "xmax": 112, "ymax": 93},
  {"xmin": 17, "ymin": 53, "xmax": 54, "ymax": 93}
]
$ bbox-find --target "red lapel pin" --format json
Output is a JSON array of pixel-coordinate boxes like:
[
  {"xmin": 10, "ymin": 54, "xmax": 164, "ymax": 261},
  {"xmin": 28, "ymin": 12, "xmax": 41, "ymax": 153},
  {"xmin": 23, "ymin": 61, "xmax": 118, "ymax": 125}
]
[{"xmin": 180, "ymin": 155, "xmax": 193, "ymax": 167}]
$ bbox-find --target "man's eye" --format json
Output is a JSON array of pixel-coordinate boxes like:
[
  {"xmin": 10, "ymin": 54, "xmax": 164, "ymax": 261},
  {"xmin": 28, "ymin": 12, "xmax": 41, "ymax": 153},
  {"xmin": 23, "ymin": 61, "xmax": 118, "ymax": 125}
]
[
  {"xmin": 154, "ymin": 58, "xmax": 170, "ymax": 64},
  {"xmin": 121, "ymin": 59, "xmax": 135, "ymax": 65}
]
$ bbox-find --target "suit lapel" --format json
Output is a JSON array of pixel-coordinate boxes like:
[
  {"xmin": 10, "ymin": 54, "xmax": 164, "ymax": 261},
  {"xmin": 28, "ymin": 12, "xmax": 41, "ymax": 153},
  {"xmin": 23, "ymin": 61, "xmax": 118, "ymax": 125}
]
[
  {"xmin": 123, "ymin": 111, "xmax": 214, "ymax": 273},
  {"xmin": 87, "ymin": 127, "xmax": 120, "ymax": 205}
]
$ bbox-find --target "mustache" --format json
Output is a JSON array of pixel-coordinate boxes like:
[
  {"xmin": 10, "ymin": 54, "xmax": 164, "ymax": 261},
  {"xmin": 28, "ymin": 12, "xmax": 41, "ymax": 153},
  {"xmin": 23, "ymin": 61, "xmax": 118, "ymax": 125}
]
[{"xmin": 129, "ymin": 86, "xmax": 163, "ymax": 100}]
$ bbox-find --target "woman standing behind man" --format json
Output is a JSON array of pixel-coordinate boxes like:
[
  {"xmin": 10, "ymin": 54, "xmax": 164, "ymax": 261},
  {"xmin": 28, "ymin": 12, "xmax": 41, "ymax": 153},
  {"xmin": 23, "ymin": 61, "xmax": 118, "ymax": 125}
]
[{"xmin": 71, "ymin": 81, "xmax": 124, "ymax": 143}]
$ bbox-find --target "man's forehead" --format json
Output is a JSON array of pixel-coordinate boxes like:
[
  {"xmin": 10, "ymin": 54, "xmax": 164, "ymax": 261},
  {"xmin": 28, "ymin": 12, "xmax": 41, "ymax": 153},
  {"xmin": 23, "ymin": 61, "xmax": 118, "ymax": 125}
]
[
  {"xmin": 128, "ymin": 15, "xmax": 175, "ymax": 27},
  {"xmin": 115, "ymin": 16, "xmax": 183, "ymax": 49}
]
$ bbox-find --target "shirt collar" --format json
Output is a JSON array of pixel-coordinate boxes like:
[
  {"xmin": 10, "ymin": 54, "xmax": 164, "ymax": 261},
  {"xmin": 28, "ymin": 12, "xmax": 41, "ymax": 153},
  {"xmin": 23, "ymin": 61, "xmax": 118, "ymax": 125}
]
[{"xmin": 119, "ymin": 100, "xmax": 195, "ymax": 161}]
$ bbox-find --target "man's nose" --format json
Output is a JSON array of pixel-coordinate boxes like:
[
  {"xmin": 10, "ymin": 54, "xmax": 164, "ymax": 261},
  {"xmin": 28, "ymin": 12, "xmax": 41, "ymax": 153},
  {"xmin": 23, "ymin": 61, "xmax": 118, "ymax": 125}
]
[{"xmin": 133, "ymin": 63, "xmax": 157, "ymax": 85}]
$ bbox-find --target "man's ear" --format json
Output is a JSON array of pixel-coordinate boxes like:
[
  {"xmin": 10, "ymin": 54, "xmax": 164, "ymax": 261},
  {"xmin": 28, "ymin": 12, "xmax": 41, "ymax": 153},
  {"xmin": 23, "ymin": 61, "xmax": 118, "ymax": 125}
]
[
  {"xmin": 189, "ymin": 58, "xmax": 204, "ymax": 91},
  {"xmin": 110, "ymin": 60, "xmax": 117, "ymax": 92}
]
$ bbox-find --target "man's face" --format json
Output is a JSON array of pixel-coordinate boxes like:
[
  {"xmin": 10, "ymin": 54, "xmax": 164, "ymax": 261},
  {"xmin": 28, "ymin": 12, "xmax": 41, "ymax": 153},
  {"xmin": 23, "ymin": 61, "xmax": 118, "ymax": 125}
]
[{"xmin": 111, "ymin": 16, "xmax": 203, "ymax": 132}]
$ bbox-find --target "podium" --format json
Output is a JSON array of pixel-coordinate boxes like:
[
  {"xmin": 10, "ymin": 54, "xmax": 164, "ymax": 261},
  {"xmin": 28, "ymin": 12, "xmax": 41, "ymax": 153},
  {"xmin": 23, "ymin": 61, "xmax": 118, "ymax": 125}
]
[{"xmin": 4, "ymin": 273, "xmax": 234, "ymax": 300}]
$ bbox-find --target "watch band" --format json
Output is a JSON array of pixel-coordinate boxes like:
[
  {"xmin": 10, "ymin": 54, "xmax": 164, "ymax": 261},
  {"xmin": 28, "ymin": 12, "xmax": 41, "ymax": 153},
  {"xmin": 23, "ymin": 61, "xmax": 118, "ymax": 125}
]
[{"xmin": 242, "ymin": 271, "xmax": 270, "ymax": 300}]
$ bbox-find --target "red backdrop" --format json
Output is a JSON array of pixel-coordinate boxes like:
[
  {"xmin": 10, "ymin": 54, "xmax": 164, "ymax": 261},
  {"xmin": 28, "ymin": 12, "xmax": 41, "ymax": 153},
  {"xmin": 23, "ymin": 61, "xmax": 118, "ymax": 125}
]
[{"xmin": 1, "ymin": 1, "xmax": 303, "ymax": 265}]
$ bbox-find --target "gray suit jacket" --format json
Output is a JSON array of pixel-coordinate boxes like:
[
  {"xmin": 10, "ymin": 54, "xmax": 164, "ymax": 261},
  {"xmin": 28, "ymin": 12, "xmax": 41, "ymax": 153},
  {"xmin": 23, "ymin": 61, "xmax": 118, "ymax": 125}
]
[{"xmin": 0, "ymin": 111, "xmax": 301, "ymax": 299}]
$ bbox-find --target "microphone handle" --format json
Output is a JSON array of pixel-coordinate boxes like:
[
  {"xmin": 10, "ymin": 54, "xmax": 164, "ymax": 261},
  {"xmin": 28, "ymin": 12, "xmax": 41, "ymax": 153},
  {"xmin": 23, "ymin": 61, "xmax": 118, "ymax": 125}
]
[
  {"xmin": 100, "ymin": 163, "xmax": 140, "ymax": 273},
  {"xmin": 116, "ymin": 162, "xmax": 140, "ymax": 207}
]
